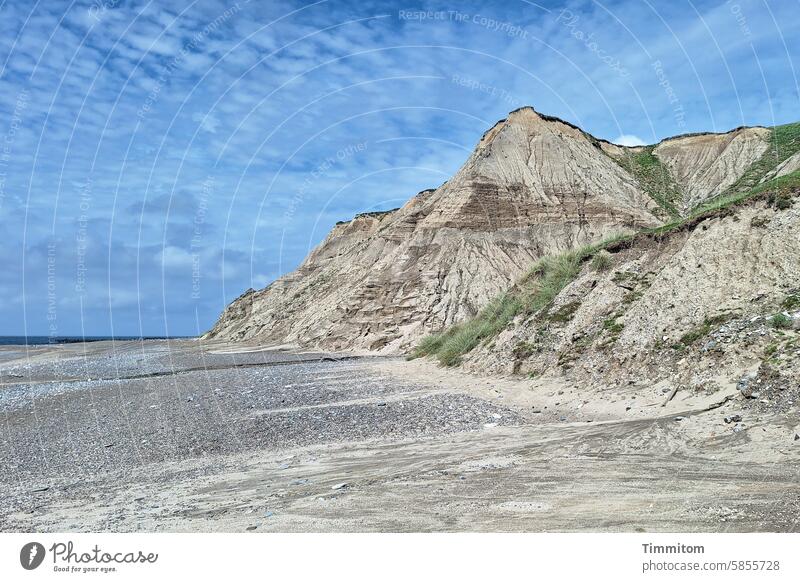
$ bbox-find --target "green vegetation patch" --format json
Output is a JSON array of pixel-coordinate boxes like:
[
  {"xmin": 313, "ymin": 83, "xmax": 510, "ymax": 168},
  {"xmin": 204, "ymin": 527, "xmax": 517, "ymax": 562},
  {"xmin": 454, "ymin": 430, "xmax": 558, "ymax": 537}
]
[
  {"xmin": 591, "ymin": 250, "xmax": 613, "ymax": 272},
  {"xmin": 409, "ymin": 293, "xmax": 520, "ymax": 366},
  {"xmin": 782, "ymin": 293, "xmax": 800, "ymax": 311},
  {"xmin": 721, "ymin": 122, "xmax": 800, "ymax": 198},
  {"xmin": 674, "ymin": 314, "xmax": 732, "ymax": 348},
  {"xmin": 603, "ymin": 318, "xmax": 625, "ymax": 334},
  {"xmin": 512, "ymin": 340, "xmax": 536, "ymax": 359},
  {"xmin": 763, "ymin": 336, "xmax": 799, "ymax": 367},
  {"xmin": 770, "ymin": 313, "xmax": 793, "ymax": 329},
  {"xmin": 409, "ymin": 332, "xmax": 452, "ymax": 359},
  {"xmin": 701, "ymin": 170, "xmax": 800, "ymax": 213},
  {"xmin": 518, "ymin": 252, "xmax": 584, "ymax": 314},
  {"xmin": 548, "ymin": 300, "xmax": 581, "ymax": 323},
  {"xmin": 768, "ymin": 190, "xmax": 794, "ymax": 210}
]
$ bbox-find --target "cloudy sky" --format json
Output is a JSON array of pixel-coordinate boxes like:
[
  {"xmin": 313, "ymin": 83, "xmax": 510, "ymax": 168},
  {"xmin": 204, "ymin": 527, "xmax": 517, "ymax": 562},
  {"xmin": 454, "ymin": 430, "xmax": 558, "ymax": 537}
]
[{"xmin": 1, "ymin": 0, "xmax": 797, "ymax": 337}]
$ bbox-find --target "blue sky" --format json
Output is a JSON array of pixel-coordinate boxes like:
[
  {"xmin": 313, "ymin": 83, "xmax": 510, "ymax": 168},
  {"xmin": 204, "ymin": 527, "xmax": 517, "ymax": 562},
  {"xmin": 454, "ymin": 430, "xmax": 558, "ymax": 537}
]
[{"xmin": 0, "ymin": 0, "xmax": 797, "ymax": 337}]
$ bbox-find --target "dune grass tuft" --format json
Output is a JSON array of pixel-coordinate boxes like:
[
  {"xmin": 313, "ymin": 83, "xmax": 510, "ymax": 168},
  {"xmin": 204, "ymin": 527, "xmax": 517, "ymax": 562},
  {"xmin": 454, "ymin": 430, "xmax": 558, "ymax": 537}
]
[
  {"xmin": 770, "ymin": 313, "xmax": 793, "ymax": 330},
  {"xmin": 590, "ymin": 249, "xmax": 613, "ymax": 272},
  {"xmin": 431, "ymin": 294, "xmax": 521, "ymax": 367}
]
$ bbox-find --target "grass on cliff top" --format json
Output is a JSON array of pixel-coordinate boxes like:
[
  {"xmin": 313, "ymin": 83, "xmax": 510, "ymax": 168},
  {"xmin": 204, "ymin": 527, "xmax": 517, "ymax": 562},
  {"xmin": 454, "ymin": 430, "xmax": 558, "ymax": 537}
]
[{"xmin": 410, "ymin": 170, "xmax": 800, "ymax": 367}]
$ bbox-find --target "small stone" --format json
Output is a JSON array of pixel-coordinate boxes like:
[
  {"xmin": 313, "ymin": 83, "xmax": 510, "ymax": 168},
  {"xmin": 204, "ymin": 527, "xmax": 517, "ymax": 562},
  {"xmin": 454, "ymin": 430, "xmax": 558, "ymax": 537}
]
[
  {"xmin": 246, "ymin": 525, "xmax": 258, "ymax": 531},
  {"xmin": 331, "ymin": 482, "xmax": 349, "ymax": 490},
  {"xmin": 737, "ymin": 373, "xmax": 756, "ymax": 397},
  {"xmin": 724, "ymin": 414, "xmax": 742, "ymax": 424},
  {"xmin": 674, "ymin": 416, "xmax": 686, "ymax": 421}
]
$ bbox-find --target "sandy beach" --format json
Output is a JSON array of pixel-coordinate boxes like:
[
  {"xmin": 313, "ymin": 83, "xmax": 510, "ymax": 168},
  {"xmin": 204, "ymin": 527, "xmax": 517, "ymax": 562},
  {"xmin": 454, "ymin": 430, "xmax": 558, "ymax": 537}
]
[{"xmin": 1, "ymin": 339, "xmax": 798, "ymax": 532}]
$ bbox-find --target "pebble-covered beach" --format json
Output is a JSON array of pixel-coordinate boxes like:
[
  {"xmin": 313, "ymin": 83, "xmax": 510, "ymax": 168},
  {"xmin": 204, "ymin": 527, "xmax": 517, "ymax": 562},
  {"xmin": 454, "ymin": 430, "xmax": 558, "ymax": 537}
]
[{"xmin": 1, "ymin": 340, "xmax": 798, "ymax": 532}]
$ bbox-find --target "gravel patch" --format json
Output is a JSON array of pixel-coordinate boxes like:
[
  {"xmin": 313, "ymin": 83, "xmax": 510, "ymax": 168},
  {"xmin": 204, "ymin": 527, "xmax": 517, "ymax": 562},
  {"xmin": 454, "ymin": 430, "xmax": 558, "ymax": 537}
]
[
  {"xmin": 1, "ymin": 345, "xmax": 522, "ymax": 485},
  {"xmin": 0, "ymin": 340, "xmax": 336, "ymax": 384}
]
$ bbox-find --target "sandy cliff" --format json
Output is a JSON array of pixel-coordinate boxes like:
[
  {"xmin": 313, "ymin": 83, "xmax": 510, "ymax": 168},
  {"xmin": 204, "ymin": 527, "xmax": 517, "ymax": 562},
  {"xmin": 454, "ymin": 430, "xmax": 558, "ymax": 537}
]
[
  {"xmin": 207, "ymin": 107, "xmax": 660, "ymax": 350},
  {"xmin": 464, "ymin": 195, "xmax": 800, "ymax": 397},
  {"xmin": 207, "ymin": 108, "xmax": 797, "ymax": 354}
]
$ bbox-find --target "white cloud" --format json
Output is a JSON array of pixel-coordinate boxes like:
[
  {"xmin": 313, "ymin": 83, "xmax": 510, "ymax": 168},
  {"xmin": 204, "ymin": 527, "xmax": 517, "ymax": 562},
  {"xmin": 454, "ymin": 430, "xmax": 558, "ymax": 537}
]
[
  {"xmin": 157, "ymin": 246, "xmax": 194, "ymax": 268},
  {"xmin": 192, "ymin": 112, "xmax": 221, "ymax": 133}
]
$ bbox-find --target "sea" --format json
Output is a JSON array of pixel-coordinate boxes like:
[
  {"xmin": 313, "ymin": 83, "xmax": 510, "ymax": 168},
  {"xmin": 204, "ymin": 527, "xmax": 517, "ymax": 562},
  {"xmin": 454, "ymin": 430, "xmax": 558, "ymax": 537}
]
[{"xmin": 0, "ymin": 336, "xmax": 190, "ymax": 346}]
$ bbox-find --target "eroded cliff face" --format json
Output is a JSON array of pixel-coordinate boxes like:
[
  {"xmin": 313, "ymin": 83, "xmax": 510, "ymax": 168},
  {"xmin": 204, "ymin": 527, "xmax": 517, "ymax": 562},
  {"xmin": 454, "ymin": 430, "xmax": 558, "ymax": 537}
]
[
  {"xmin": 206, "ymin": 107, "xmax": 796, "ymax": 353},
  {"xmin": 206, "ymin": 107, "xmax": 660, "ymax": 351},
  {"xmin": 463, "ymin": 196, "xmax": 800, "ymax": 405}
]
